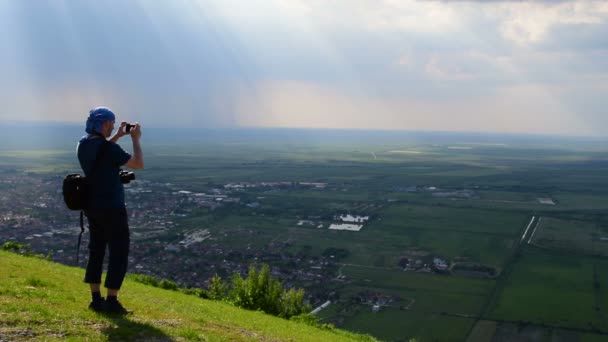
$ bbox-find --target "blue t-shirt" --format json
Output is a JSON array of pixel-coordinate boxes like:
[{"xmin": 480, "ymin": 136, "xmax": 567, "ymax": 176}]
[{"xmin": 77, "ymin": 137, "xmax": 131, "ymax": 209}]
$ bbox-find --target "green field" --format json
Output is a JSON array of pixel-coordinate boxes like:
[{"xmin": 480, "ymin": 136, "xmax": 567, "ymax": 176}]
[
  {"xmin": 531, "ymin": 217, "xmax": 608, "ymax": 257},
  {"xmin": 489, "ymin": 249, "xmax": 608, "ymax": 331},
  {"xmin": 341, "ymin": 309, "xmax": 476, "ymax": 342}
]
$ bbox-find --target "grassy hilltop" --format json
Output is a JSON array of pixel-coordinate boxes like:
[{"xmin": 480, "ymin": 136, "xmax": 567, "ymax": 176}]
[{"xmin": 0, "ymin": 251, "xmax": 376, "ymax": 341}]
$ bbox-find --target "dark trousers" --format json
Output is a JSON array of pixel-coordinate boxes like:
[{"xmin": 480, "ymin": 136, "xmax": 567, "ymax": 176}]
[{"xmin": 84, "ymin": 208, "xmax": 130, "ymax": 290}]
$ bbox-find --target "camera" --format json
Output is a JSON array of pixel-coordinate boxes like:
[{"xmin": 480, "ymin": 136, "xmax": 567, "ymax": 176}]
[
  {"xmin": 125, "ymin": 123, "xmax": 135, "ymax": 133},
  {"xmin": 119, "ymin": 169, "xmax": 136, "ymax": 184}
]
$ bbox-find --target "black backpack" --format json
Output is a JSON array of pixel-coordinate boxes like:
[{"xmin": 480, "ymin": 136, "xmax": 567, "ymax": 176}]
[
  {"xmin": 62, "ymin": 174, "xmax": 88, "ymax": 210},
  {"xmin": 62, "ymin": 138, "xmax": 109, "ymax": 263}
]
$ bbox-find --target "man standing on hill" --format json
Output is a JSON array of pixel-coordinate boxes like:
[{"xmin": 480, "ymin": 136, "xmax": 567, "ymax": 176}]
[{"xmin": 77, "ymin": 107, "xmax": 144, "ymax": 314}]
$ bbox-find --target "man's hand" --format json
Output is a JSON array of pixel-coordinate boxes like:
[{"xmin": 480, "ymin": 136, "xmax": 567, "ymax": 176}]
[
  {"xmin": 109, "ymin": 122, "xmax": 129, "ymax": 143},
  {"xmin": 130, "ymin": 123, "xmax": 142, "ymax": 141},
  {"xmin": 124, "ymin": 123, "xmax": 144, "ymax": 169}
]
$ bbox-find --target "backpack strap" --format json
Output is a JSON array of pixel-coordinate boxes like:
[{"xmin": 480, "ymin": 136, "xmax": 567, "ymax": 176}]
[
  {"xmin": 76, "ymin": 137, "xmax": 111, "ymax": 264},
  {"xmin": 76, "ymin": 211, "xmax": 84, "ymax": 264},
  {"xmin": 88, "ymin": 137, "xmax": 111, "ymax": 179}
]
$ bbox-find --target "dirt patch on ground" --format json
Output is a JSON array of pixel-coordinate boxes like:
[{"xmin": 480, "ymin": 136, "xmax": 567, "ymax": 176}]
[
  {"xmin": 0, "ymin": 327, "xmax": 38, "ymax": 341},
  {"xmin": 150, "ymin": 319, "xmax": 182, "ymax": 327},
  {"xmin": 206, "ymin": 322, "xmax": 288, "ymax": 342}
]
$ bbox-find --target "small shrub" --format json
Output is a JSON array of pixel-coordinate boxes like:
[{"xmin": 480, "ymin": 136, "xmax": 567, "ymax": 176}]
[
  {"xmin": 25, "ymin": 276, "xmax": 52, "ymax": 288},
  {"xmin": 131, "ymin": 274, "xmax": 160, "ymax": 287},
  {"xmin": 2, "ymin": 241, "xmax": 47, "ymax": 259},
  {"xmin": 208, "ymin": 275, "xmax": 228, "ymax": 300},
  {"xmin": 320, "ymin": 323, "xmax": 335, "ymax": 330},
  {"xmin": 132, "ymin": 274, "xmax": 179, "ymax": 291},
  {"xmin": 2, "ymin": 241, "xmax": 31, "ymax": 253},
  {"xmin": 280, "ymin": 288, "xmax": 310, "ymax": 318},
  {"xmin": 290, "ymin": 313, "xmax": 319, "ymax": 327},
  {"xmin": 158, "ymin": 279, "xmax": 178, "ymax": 291},
  {"xmin": 180, "ymin": 287, "xmax": 209, "ymax": 299},
  {"xmin": 178, "ymin": 328, "xmax": 202, "ymax": 341}
]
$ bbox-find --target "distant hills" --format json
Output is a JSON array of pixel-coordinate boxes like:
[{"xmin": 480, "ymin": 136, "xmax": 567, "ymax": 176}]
[{"xmin": 2, "ymin": 121, "xmax": 606, "ymax": 151}]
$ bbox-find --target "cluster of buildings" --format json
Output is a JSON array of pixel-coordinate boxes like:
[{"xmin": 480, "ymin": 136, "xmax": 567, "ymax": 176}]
[
  {"xmin": 224, "ymin": 182, "xmax": 327, "ymax": 190},
  {"xmin": 1, "ymin": 171, "xmax": 375, "ymax": 311},
  {"xmin": 394, "ymin": 185, "xmax": 478, "ymax": 200},
  {"xmin": 328, "ymin": 214, "xmax": 370, "ymax": 232},
  {"xmin": 400, "ymin": 256, "xmax": 450, "ymax": 274},
  {"xmin": 352, "ymin": 290, "xmax": 404, "ymax": 312}
]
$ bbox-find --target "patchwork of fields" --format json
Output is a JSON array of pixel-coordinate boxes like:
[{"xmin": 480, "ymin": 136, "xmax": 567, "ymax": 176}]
[{"xmin": 2, "ymin": 128, "xmax": 608, "ymax": 341}]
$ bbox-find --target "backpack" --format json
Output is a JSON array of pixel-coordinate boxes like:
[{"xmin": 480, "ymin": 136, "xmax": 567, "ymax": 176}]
[
  {"xmin": 62, "ymin": 138, "xmax": 109, "ymax": 263},
  {"xmin": 62, "ymin": 174, "xmax": 88, "ymax": 210},
  {"xmin": 62, "ymin": 138, "xmax": 110, "ymax": 210}
]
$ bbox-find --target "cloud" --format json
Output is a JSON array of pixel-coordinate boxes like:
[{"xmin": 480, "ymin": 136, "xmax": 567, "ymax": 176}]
[
  {"xmin": 0, "ymin": 1, "xmax": 251, "ymax": 126},
  {"xmin": 233, "ymin": 79, "xmax": 596, "ymax": 135},
  {"xmin": 1, "ymin": 0, "xmax": 607, "ymax": 136},
  {"xmin": 487, "ymin": 1, "xmax": 608, "ymax": 45},
  {"xmin": 424, "ymin": 55, "xmax": 475, "ymax": 81}
]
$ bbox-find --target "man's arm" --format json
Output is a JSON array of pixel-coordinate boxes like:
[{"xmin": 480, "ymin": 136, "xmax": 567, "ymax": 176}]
[
  {"xmin": 109, "ymin": 122, "xmax": 127, "ymax": 143},
  {"xmin": 124, "ymin": 123, "xmax": 144, "ymax": 169}
]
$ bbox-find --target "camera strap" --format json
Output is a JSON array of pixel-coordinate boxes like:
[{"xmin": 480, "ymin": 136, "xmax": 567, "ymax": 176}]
[{"xmin": 76, "ymin": 137, "xmax": 110, "ymax": 264}]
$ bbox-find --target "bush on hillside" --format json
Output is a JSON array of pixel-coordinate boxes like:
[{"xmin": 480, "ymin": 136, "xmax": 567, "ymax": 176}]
[
  {"xmin": 208, "ymin": 274, "xmax": 229, "ymax": 300},
  {"xmin": 130, "ymin": 274, "xmax": 160, "ymax": 287},
  {"xmin": 131, "ymin": 274, "xmax": 180, "ymax": 292},
  {"xmin": 2, "ymin": 241, "xmax": 51, "ymax": 260},
  {"xmin": 226, "ymin": 264, "xmax": 311, "ymax": 318},
  {"xmin": 158, "ymin": 278, "xmax": 179, "ymax": 291},
  {"xmin": 230, "ymin": 264, "xmax": 282, "ymax": 314},
  {"xmin": 131, "ymin": 264, "xmax": 310, "ymax": 319},
  {"xmin": 180, "ymin": 287, "xmax": 209, "ymax": 299},
  {"xmin": 2, "ymin": 241, "xmax": 31, "ymax": 253}
]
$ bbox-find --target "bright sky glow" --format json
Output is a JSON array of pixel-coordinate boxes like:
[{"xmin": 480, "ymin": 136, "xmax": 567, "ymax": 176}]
[{"xmin": 0, "ymin": 0, "xmax": 607, "ymax": 136}]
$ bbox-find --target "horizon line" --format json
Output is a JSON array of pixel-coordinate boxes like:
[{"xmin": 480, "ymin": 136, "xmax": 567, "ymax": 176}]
[{"xmin": 2, "ymin": 119, "xmax": 607, "ymax": 140}]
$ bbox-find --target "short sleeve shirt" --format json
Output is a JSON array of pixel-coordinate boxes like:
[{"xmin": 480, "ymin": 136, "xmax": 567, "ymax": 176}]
[{"xmin": 77, "ymin": 137, "xmax": 131, "ymax": 209}]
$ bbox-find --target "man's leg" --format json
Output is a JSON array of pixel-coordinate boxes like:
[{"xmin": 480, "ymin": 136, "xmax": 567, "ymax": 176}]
[
  {"xmin": 89, "ymin": 283, "xmax": 104, "ymax": 310},
  {"xmin": 84, "ymin": 211, "xmax": 107, "ymax": 311},
  {"xmin": 104, "ymin": 208, "xmax": 131, "ymax": 314}
]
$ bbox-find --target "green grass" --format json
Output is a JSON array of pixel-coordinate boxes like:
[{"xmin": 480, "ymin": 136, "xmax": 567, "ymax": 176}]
[{"xmin": 0, "ymin": 251, "xmax": 376, "ymax": 342}]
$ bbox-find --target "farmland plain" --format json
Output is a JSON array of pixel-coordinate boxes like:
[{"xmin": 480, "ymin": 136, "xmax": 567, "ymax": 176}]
[{"xmin": 1, "ymin": 125, "xmax": 608, "ymax": 341}]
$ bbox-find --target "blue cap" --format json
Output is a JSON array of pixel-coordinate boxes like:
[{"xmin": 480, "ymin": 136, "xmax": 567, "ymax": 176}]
[{"xmin": 85, "ymin": 107, "xmax": 116, "ymax": 134}]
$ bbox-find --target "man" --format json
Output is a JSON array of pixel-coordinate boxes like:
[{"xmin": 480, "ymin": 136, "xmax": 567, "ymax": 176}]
[{"xmin": 77, "ymin": 107, "xmax": 143, "ymax": 314}]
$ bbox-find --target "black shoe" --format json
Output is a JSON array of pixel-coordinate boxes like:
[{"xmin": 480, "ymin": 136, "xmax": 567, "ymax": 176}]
[
  {"xmin": 104, "ymin": 299, "xmax": 132, "ymax": 315},
  {"xmin": 88, "ymin": 298, "xmax": 106, "ymax": 312}
]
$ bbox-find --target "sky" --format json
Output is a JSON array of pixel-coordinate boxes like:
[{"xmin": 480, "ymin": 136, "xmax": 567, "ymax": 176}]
[{"xmin": 1, "ymin": 0, "xmax": 607, "ymax": 136}]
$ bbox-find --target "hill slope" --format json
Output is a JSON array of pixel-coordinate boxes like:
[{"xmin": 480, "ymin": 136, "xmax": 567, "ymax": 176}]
[{"xmin": 0, "ymin": 251, "xmax": 376, "ymax": 341}]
